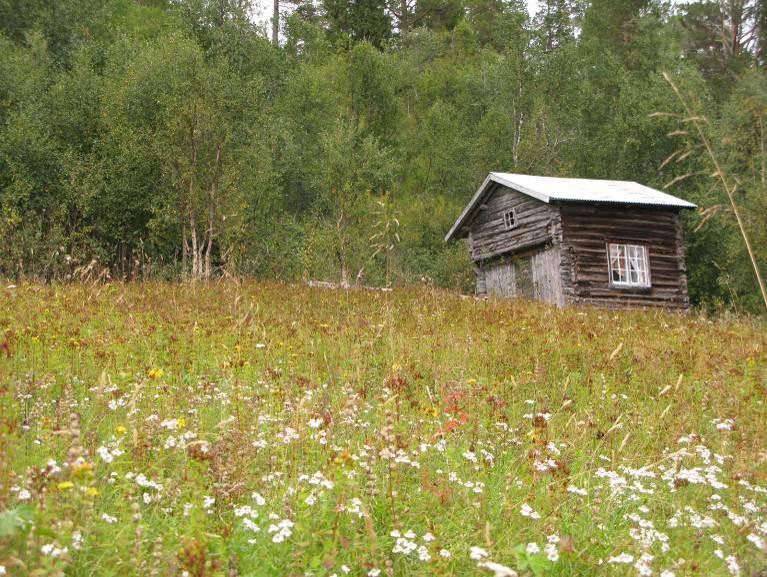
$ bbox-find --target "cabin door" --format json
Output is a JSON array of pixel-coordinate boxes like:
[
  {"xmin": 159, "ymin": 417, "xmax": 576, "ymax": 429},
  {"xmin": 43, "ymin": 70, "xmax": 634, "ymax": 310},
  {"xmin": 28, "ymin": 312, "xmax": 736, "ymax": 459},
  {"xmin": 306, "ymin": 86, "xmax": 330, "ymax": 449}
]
[
  {"xmin": 514, "ymin": 257, "xmax": 535, "ymax": 299},
  {"xmin": 485, "ymin": 261, "xmax": 513, "ymax": 297}
]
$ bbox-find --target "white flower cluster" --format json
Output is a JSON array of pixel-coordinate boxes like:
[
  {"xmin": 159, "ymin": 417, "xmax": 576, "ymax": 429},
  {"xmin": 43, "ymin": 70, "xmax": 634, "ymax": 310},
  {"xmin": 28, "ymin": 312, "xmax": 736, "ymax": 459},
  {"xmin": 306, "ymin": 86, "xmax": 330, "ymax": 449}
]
[
  {"xmin": 520, "ymin": 503, "xmax": 541, "ymax": 519},
  {"xmin": 711, "ymin": 418, "xmax": 735, "ymax": 431},
  {"xmin": 390, "ymin": 529, "xmax": 433, "ymax": 561},
  {"xmin": 267, "ymin": 518, "xmax": 294, "ymax": 543},
  {"xmin": 96, "ymin": 442, "xmax": 124, "ymax": 464},
  {"xmin": 276, "ymin": 427, "xmax": 299, "ymax": 444},
  {"xmin": 41, "ymin": 543, "xmax": 68, "ymax": 558},
  {"xmin": 625, "ymin": 513, "xmax": 670, "ymax": 553}
]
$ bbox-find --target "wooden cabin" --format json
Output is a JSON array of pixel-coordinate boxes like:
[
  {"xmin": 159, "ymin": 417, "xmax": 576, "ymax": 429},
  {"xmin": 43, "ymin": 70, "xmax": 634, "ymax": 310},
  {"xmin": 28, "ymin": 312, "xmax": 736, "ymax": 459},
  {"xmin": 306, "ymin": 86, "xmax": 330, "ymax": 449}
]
[{"xmin": 445, "ymin": 173, "xmax": 697, "ymax": 309}]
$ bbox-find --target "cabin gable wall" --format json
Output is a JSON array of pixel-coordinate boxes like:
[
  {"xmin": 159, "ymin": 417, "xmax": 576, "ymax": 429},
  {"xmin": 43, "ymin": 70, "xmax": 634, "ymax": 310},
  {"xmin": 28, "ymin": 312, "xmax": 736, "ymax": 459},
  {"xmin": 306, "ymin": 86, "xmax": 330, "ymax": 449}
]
[
  {"xmin": 467, "ymin": 185, "xmax": 564, "ymax": 305},
  {"xmin": 559, "ymin": 204, "xmax": 690, "ymax": 309},
  {"xmin": 467, "ymin": 184, "xmax": 558, "ymax": 262}
]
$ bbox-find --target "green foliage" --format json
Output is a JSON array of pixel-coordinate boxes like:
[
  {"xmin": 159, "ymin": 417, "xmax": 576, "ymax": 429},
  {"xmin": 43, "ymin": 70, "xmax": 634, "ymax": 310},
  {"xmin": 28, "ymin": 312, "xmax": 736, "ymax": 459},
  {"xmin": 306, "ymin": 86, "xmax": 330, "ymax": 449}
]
[
  {"xmin": 0, "ymin": 506, "xmax": 33, "ymax": 538},
  {"xmin": 324, "ymin": 0, "xmax": 392, "ymax": 47},
  {"xmin": 0, "ymin": 0, "xmax": 766, "ymax": 311}
]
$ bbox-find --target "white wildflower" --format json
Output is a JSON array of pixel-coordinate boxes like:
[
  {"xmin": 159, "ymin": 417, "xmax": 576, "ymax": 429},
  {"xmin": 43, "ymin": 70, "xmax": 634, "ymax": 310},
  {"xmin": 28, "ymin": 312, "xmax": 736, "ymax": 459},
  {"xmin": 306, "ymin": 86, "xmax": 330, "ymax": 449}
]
[
  {"xmin": 520, "ymin": 503, "xmax": 541, "ymax": 519},
  {"xmin": 634, "ymin": 553, "xmax": 653, "ymax": 576},
  {"xmin": 160, "ymin": 418, "xmax": 179, "ymax": 430},
  {"xmin": 477, "ymin": 561, "xmax": 518, "ymax": 577},
  {"xmin": 252, "ymin": 492, "xmax": 266, "ymax": 506},
  {"xmin": 567, "ymin": 485, "xmax": 587, "ymax": 496},
  {"xmin": 544, "ymin": 543, "xmax": 559, "ymax": 562},
  {"xmin": 470, "ymin": 546, "xmax": 489, "ymax": 560},
  {"xmin": 725, "ymin": 555, "xmax": 740, "ymax": 576},
  {"xmin": 747, "ymin": 533, "xmax": 766, "ymax": 551},
  {"xmin": 608, "ymin": 553, "xmax": 634, "ymax": 564},
  {"xmin": 268, "ymin": 518, "xmax": 294, "ymax": 543},
  {"xmin": 41, "ymin": 543, "xmax": 68, "ymax": 558}
]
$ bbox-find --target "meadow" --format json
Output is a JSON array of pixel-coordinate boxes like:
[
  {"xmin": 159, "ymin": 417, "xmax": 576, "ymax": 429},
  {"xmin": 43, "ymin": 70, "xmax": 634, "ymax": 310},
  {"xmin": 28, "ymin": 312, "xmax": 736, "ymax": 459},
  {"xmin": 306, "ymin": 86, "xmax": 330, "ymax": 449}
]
[{"xmin": 0, "ymin": 282, "xmax": 765, "ymax": 577}]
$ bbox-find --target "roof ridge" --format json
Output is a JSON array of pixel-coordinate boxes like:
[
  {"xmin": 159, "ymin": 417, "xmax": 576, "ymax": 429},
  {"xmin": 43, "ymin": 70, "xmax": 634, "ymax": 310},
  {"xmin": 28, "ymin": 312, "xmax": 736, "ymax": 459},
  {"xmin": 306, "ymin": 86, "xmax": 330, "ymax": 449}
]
[{"xmin": 445, "ymin": 172, "xmax": 696, "ymax": 242}]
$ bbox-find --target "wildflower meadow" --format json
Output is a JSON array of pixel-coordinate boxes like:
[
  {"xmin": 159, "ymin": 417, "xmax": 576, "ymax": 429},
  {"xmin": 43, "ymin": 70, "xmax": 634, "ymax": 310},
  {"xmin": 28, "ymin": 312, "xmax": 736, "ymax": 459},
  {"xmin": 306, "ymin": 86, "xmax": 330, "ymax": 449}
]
[{"xmin": 0, "ymin": 282, "xmax": 765, "ymax": 576}]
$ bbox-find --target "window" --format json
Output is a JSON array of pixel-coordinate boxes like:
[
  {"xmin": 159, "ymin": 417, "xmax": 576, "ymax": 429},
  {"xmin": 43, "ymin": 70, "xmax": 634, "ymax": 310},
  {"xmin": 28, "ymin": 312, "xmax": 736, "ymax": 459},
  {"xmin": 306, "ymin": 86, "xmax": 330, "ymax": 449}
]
[
  {"xmin": 503, "ymin": 209, "xmax": 516, "ymax": 230},
  {"xmin": 608, "ymin": 243, "xmax": 650, "ymax": 287}
]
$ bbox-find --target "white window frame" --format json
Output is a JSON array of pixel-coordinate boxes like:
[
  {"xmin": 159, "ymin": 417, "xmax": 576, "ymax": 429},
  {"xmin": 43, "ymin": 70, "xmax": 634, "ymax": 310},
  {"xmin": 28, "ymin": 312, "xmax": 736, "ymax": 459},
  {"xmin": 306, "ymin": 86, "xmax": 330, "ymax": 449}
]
[
  {"xmin": 607, "ymin": 243, "xmax": 651, "ymax": 288},
  {"xmin": 503, "ymin": 209, "xmax": 517, "ymax": 230}
]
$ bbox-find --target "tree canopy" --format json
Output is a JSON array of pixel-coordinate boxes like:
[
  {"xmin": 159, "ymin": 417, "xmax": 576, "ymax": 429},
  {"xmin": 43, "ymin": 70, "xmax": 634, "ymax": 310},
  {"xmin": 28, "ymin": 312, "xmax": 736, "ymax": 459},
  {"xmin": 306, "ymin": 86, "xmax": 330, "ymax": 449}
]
[{"xmin": 0, "ymin": 0, "xmax": 766, "ymax": 312}]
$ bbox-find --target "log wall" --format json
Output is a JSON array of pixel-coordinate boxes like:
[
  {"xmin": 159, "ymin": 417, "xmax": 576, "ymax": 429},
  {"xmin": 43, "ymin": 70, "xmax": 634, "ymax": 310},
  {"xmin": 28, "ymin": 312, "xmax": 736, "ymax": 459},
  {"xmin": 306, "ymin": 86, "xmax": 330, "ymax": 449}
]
[
  {"xmin": 559, "ymin": 204, "xmax": 690, "ymax": 309},
  {"xmin": 465, "ymin": 185, "xmax": 691, "ymax": 309},
  {"xmin": 468, "ymin": 184, "xmax": 558, "ymax": 262}
]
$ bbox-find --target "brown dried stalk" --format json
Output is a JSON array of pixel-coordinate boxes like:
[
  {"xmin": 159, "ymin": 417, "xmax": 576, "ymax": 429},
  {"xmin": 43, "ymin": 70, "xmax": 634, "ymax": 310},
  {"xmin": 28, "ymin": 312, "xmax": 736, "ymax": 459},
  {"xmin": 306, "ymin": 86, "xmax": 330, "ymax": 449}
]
[{"xmin": 661, "ymin": 72, "xmax": 767, "ymax": 311}]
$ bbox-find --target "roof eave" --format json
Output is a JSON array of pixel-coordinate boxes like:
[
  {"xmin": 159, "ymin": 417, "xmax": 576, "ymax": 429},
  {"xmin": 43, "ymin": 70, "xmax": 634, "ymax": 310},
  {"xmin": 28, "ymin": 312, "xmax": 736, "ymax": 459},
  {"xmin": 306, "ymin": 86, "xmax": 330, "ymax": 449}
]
[
  {"xmin": 445, "ymin": 174, "xmax": 697, "ymax": 242},
  {"xmin": 444, "ymin": 173, "xmax": 554, "ymax": 242},
  {"xmin": 444, "ymin": 174, "xmax": 493, "ymax": 242},
  {"xmin": 552, "ymin": 198, "xmax": 698, "ymax": 210}
]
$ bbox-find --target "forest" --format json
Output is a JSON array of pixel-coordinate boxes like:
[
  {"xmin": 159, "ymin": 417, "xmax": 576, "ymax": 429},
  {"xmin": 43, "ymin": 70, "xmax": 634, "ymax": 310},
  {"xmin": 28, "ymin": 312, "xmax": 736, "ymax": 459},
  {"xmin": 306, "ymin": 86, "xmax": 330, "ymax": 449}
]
[{"xmin": 0, "ymin": 0, "xmax": 766, "ymax": 313}]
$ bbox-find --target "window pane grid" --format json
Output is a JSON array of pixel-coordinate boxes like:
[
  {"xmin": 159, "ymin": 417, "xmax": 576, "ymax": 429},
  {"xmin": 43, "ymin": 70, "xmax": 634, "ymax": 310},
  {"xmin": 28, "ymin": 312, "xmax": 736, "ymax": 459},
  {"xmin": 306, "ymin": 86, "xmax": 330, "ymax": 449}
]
[
  {"xmin": 503, "ymin": 210, "xmax": 516, "ymax": 230},
  {"xmin": 608, "ymin": 243, "xmax": 649, "ymax": 287}
]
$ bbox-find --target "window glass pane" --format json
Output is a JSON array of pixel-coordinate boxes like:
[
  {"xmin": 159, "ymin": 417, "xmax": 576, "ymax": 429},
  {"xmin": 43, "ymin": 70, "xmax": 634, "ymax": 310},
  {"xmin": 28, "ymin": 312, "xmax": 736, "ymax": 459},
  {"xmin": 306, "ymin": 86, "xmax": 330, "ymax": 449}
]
[
  {"xmin": 609, "ymin": 244, "xmax": 649, "ymax": 286},
  {"xmin": 609, "ymin": 244, "xmax": 620, "ymax": 282},
  {"xmin": 636, "ymin": 246, "xmax": 648, "ymax": 285},
  {"xmin": 628, "ymin": 246, "xmax": 640, "ymax": 284},
  {"xmin": 617, "ymin": 245, "xmax": 627, "ymax": 282}
]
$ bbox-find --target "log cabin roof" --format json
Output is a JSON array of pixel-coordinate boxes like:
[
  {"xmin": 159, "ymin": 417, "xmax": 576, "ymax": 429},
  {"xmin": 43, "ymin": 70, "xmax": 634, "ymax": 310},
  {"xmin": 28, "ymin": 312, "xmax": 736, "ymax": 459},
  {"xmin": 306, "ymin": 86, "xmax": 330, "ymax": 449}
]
[{"xmin": 445, "ymin": 173, "xmax": 697, "ymax": 241}]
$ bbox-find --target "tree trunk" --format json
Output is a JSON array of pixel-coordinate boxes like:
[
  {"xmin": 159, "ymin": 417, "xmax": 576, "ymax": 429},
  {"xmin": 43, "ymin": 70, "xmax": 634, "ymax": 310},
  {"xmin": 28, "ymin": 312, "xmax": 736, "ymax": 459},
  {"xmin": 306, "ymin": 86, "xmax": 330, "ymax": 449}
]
[
  {"xmin": 272, "ymin": 0, "xmax": 279, "ymax": 46},
  {"xmin": 204, "ymin": 143, "xmax": 222, "ymax": 280},
  {"xmin": 187, "ymin": 110, "xmax": 199, "ymax": 280}
]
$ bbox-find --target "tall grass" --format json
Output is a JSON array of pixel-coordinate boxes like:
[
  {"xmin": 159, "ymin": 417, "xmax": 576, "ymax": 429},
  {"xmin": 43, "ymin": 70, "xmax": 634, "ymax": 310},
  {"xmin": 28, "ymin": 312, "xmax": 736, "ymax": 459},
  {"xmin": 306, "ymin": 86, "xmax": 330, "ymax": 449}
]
[{"xmin": 0, "ymin": 282, "xmax": 765, "ymax": 576}]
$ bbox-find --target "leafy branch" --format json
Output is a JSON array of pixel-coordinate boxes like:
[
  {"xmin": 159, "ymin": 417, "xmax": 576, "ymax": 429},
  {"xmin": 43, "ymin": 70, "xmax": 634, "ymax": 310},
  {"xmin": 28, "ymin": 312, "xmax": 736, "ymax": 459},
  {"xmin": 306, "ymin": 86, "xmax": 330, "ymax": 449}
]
[{"xmin": 655, "ymin": 72, "xmax": 767, "ymax": 311}]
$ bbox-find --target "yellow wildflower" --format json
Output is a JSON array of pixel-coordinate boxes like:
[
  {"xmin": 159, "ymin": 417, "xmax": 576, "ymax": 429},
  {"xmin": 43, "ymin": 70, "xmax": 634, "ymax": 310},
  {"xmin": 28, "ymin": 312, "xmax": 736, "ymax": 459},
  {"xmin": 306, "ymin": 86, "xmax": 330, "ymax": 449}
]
[
  {"xmin": 115, "ymin": 425, "xmax": 127, "ymax": 435},
  {"xmin": 334, "ymin": 451, "xmax": 353, "ymax": 466},
  {"xmin": 85, "ymin": 487, "xmax": 99, "ymax": 497},
  {"xmin": 72, "ymin": 462, "xmax": 94, "ymax": 478},
  {"xmin": 147, "ymin": 368, "xmax": 164, "ymax": 380},
  {"xmin": 57, "ymin": 481, "xmax": 74, "ymax": 491}
]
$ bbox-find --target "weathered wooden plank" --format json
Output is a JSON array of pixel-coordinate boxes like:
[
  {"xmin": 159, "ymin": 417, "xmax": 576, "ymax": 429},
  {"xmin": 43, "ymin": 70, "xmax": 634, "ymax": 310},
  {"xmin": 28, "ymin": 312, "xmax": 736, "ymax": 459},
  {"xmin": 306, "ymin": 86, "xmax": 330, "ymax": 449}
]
[
  {"xmin": 463, "ymin": 185, "xmax": 690, "ymax": 310},
  {"xmin": 560, "ymin": 204, "xmax": 689, "ymax": 310},
  {"xmin": 533, "ymin": 246, "xmax": 564, "ymax": 306},
  {"xmin": 469, "ymin": 185, "xmax": 557, "ymax": 263}
]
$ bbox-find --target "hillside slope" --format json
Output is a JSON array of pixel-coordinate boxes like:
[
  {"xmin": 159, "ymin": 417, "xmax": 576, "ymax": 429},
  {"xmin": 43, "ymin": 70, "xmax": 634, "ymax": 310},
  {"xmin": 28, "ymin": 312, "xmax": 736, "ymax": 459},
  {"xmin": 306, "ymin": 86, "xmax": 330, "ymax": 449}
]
[{"xmin": 0, "ymin": 283, "xmax": 765, "ymax": 576}]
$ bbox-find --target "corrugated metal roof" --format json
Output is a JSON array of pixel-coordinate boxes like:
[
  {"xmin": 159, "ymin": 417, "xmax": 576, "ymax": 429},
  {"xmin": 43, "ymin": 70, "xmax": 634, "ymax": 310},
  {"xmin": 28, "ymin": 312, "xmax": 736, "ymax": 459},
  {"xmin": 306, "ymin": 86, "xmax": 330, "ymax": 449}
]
[
  {"xmin": 445, "ymin": 173, "xmax": 697, "ymax": 242},
  {"xmin": 490, "ymin": 173, "xmax": 698, "ymax": 208}
]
